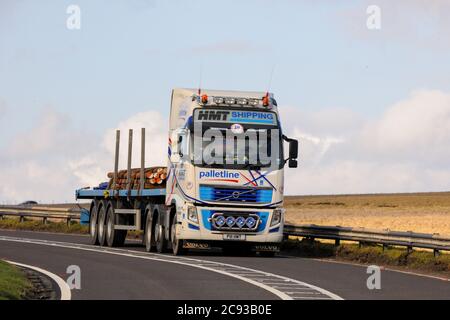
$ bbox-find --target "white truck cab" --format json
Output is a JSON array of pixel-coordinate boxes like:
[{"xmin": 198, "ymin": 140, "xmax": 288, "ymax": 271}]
[{"xmin": 167, "ymin": 88, "xmax": 298, "ymax": 255}]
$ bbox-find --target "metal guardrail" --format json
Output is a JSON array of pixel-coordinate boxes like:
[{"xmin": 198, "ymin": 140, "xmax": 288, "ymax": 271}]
[
  {"xmin": 283, "ymin": 224, "xmax": 450, "ymax": 255},
  {"xmin": 0, "ymin": 206, "xmax": 81, "ymax": 225},
  {"xmin": 1, "ymin": 206, "xmax": 449, "ymax": 255}
]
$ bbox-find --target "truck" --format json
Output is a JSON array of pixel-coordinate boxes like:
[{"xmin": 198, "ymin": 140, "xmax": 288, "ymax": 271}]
[{"xmin": 76, "ymin": 88, "xmax": 299, "ymax": 256}]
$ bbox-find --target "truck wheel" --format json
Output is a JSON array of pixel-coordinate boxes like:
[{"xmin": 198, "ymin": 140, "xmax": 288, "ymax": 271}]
[
  {"xmin": 106, "ymin": 204, "xmax": 126, "ymax": 247},
  {"xmin": 143, "ymin": 207, "xmax": 156, "ymax": 252},
  {"xmin": 171, "ymin": 215, "xmax": 185, "ymax": 256},
  {"xmin": 89, "ymin": 201, "xmax": 99, "ymax": 245},
  {"xmin": 154, "ymin": 210, "xmax": 167, "ymax": 253},
  {"xmin": 97, "ymin": 204, "xmax": 107, "ymax": 246}
]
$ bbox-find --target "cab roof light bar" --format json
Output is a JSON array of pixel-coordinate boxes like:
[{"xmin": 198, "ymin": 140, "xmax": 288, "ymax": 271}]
[{"xmin": 194, "ymin": 94, "xmax": 276, "ymax": 109}]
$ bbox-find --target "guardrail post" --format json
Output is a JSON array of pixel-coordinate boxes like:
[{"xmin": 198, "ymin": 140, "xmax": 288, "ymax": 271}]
[
  {"xmin": 335, "ymin": 239, "xmax": 340, "ymax": 246},
  {"xmin": 67, "ymin": 217, "xmax": 71, "ymax": 226},
  {"xmin": 43, "ymin": 217, "xmax": 47, "ymax": 225},
  {"xmin": 20, "ymin": 215, "xmax": 25, "ymax": 223},
  {"xmin": 305, "ymin": 237, "xmax": 315, "ymax": 244},
  {"xmin": 434, "ymin": 249, "xmax": 440, "ymax": 257},
  {"xmin": 0, "ymin": 214, "xmax": 3, "ymax": 220},
  {"xmin": 407, "ymin": 246, "xmax": 413, "ymax": 254}
]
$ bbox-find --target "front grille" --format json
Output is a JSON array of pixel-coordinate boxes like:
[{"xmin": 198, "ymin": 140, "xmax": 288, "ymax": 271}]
[
  {"xmin": 199, "ymin": 185, "xmax": 273, "ymax": 203},
  {"xmin": 209, "ymin": 212, "xmax": 261, "ymax": 232}
]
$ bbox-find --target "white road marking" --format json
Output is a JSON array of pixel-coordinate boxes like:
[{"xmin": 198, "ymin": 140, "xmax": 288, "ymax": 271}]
[
  {"xmin": 0, "ymin": 236, "xmax": 343, "ymax": 300},
  {"xmin": 6, "ymin": 260, "xmax": 71, "ymax": 300},
  {"xmin": 313, "ymin": 257, "xmax": 450, "ymax": 282}
]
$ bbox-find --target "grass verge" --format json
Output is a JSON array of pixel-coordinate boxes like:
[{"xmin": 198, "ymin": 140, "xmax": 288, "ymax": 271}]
[
  {"xmin": 282, "ymin": 238, "xmax": 450, "ymax": 275},
  {"xmin": 0, "ymin": 218, "xmax": 88, "ymax": 234},
  {"xmin": 0, "ymin": 260, "xmax": 32, "ymax": 300}
]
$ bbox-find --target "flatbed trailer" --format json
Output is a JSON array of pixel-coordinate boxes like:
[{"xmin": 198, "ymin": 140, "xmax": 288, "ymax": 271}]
[{"xmin": 76, "ymin": 182, "xmax": 173, "ymax": 251}]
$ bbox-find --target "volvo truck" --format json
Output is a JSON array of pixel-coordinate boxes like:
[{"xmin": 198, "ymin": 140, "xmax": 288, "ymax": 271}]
[{"xmin": 76, "ymin": 88, "xmax": 299, "ymax": 256}]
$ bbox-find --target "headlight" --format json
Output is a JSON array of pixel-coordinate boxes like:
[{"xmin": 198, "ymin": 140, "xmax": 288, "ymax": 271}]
[
  {"xmin": 187, "ymin": 206, "xmax": 198, "ymax": 223},
  {"xmin": 245, "ymin": 216, "xmax": 257, "ymax": 228},
  {"xmin": 270, "ymin": 209, "xmax": 283, "ymax": 227},
  {"xmin": 225, "ymin": 216, "xmax": 236, "ymax": 227}
]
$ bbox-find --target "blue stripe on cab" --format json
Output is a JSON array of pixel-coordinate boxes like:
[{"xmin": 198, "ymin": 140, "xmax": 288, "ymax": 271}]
[
  {"xmin": 188, "ymin": 223, "xmax": 200, "ymax": 231},
  {"xmin": 269, "ymin": 227, "xmax": 280, "ymax": 233}
]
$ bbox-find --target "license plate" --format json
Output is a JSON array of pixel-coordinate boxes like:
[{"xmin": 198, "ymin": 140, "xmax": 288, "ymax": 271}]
[{"xmin": 223, "ymin": 234, "xmax": 246, "ymax": 241}]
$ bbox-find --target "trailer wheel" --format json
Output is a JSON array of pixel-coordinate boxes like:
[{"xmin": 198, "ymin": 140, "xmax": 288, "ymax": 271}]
[
  {"xmin": 97, "ymin": 204, "xmax": 107, "ymax": 246},
  {"xmin": 89, "ymin": 201, "xmax": 99, "ymax": 245},
  {"xmin": 106, "ymin": 203, "xmax": 127, "ymax": 247},
  {"xmin": 143, "ymin": 205, "xmax": 156, "ymax": 252},
  {"xmin": 171, "ymin": 214, "xmax": 185, "ymax": 256},
  {"xmin": 154, "ymin": 209, "xmax": 167, "ymax": 253}
]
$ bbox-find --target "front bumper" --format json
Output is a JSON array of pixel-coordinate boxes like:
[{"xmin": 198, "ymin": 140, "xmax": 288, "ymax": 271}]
[
  {"xmin": 182, "ymin": 240, "xmax": 281, "ymax": 252},
  {"xmin": 178, "ymin": 206, "xmax": 284, "ymax": 244}
]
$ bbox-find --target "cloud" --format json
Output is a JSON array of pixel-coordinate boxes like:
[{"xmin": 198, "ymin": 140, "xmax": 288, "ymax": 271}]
[
  {"xmin": 360, "ymin": 90, "xmax": 450, "ymax": 162},
  {"xmin": 69, "ymin": 111, "xmax": 168, "ymax": 188},
  {"xmin": 0, "ymin": 109, "xmax": 168, "ymax": 203},
  {"xmin": 281, "ymin": 89, "xmax": 450, "ymax": 195},
  {"xmin": 1, "ymin": 89, "xmax": 449, "ymax": 203}
]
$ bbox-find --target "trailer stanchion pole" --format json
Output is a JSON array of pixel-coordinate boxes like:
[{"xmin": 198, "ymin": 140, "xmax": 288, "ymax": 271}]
[
  {"xmin": 139, "ymin": 128, "xmax": 145, "ymax": 196},
  {"xmin": 113, "ymin": 130, "xmax": 120, "ymax": 197},
  {"xmin": 127, "ymin": 129, "xmax": 133, "ymax": 201}
]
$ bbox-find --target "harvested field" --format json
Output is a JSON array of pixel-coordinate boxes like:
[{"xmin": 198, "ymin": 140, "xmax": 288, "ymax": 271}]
[
  {"xmin": 35, "ymin": 192, "xmax": 450, "ymax": 235},
  {"xmin": 285, "ymin": 192, "xmax": 450, "ymax": 235}
]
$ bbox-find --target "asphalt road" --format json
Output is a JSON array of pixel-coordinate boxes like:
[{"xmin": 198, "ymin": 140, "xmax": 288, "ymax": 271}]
[{"xmin": 1, "ymin": 229, "xmax": 449, "ymax": 300}]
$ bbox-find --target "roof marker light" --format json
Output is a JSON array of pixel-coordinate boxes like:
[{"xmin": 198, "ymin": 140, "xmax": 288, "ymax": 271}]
[
  {"xmin": 201, "ymin": 94, "xmax": 208, "ymax": 104},
  {"xmin": 262, "ymin": 92, "xmax": 270, "ymax": 107}
]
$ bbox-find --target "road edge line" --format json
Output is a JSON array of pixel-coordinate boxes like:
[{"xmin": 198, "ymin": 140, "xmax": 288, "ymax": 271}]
[{"xmin": 6, "ymin": 260, "xmax": 72, "ymax": 300}]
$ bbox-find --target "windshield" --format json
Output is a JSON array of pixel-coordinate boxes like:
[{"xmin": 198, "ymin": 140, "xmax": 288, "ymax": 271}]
[{"xmin": 189, "ymin": 110, "xmax": 283, "ymax": 170}]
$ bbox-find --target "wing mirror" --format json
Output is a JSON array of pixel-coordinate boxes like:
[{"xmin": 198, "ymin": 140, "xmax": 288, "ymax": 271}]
[{"xmin": 283, "ymin": 135, "xmax": 299, "ymax": 168}]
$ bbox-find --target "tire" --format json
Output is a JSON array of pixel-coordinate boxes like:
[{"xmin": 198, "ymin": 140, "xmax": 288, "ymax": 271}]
[
  {"xmin": 97, "ymin": 204, "xmax": 107, "ymax": 246},
  {"xmin": 89, "ymin": 201, "xmax": 99, "ymax": 245},
  {"xmin": 171, "ymin": 214, "xmax": 185, "ymax": 256},
  {"xmin": 154, "ymin": 209, "xmax": 167, "ymax": 253},
  {"xmin": 106, "ymin": 204, "xmax": 127, "ymax": 247},
  {"xmin": 143, "ymin": 206, "xmax": 156, "ymax": 252}
]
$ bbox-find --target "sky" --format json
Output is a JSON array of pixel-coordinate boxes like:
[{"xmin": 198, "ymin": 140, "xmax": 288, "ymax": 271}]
[{"xmin": 1, "ymin": 0, "xmax": 450, "ymax": 203}]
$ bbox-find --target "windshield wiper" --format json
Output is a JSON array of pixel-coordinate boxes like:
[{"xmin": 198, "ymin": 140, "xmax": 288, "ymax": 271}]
[{"xmin": 242, "ymin": 163, "xmax": 261, "ymax": 170}]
